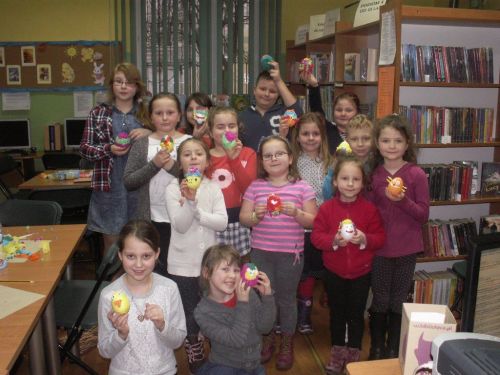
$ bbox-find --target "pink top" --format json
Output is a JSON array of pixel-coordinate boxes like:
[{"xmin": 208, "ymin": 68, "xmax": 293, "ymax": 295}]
[{"xmin": 243, "ymin": 179, "xmax": 315, "ymax": 253}]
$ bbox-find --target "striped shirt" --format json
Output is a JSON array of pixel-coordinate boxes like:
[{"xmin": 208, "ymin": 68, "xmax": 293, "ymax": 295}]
[{"xmin": 243, "ymin": 179, "xmax": 315, "ymax": 253}]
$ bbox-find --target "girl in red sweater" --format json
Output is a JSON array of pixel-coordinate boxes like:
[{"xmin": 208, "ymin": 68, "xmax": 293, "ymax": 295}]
[
  {"xmin": 311, "ymin": 156, "xmax": 385, "ymax": 375},
  {"xmin": 206, "ymin": 106, "xmax": 257, "ymax": 257}
]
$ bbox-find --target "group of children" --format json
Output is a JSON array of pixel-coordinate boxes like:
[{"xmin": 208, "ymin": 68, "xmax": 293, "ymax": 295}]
[{"xmin": 81, "ymin": 61, "xmax": 429, "ymax": 375}]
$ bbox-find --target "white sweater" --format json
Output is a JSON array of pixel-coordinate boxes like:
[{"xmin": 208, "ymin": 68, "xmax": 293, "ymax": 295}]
[{"xmin": 166, "ymin": 178, "xmax": 228, "ymax": 277}]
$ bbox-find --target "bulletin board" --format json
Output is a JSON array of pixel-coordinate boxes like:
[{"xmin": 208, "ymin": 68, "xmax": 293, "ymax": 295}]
[{"xmin": 0, "ymin": 41, "xmax": 122, "ymax": 92}]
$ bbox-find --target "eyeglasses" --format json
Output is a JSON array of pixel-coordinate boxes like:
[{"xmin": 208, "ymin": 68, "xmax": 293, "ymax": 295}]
[
  {"xmin": 113, "ymin": 79, "xmax": 136, "ymax": 87},
  {"xmin": 262, "ymin": 151, "xmax": 288, "ymax": 161}
]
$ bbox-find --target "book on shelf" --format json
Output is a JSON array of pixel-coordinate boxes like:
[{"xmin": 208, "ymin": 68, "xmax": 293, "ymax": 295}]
[
  {"xmin": 453, "ymin": 160, "xmax": 479, "ymax": 196},
  {"xmin": 412, "ymin": 269, "xmax": 457, "ymax": 308},
  {"xmin": 480, "ymin": 162, "xmax": 500, "ymax": 196},
  {"xmin": 479, "ymin": 214, "xmax": 500, "ymax": 235},
  {"xmin": 360, "ymin": 48, "xmax": 378, "ymax": 82},
  {"xmin": 422, "ymin": 218, "xmax": 476, "ymax": 257},
  {"xmin": 344, "ymin": 52, "xmax": 360, "ymax": 81},
  {"xmin": 419, "ymin": 162, "xmax": 476, "ymax": 202}
]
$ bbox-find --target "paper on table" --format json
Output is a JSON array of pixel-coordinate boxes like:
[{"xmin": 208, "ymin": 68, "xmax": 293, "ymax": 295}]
[
  {"xmin": 410, "ymin": 312, "xmax": 446, "ymax": 324},
  {"xmin": 0, "ymin": 285, "xmax": 45, "ymax": 319}
]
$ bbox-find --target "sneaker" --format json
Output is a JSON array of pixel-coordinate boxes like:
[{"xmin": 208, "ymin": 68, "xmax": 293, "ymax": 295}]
[
  {"xmin": 276, "ymin": 333, "xmax": 294, "ymax": 371},
  {"xmin": 297, "ymin": 297, "xmax": 314, "ymax": 335},
  {"xmin": 261, "ymin": 331, "xmax": 276, "ymax": 364},
  {"xmin": 184, "ymin": 335, "xmax": 205, "ymax": 375},
  {"xmin": 325, "ymin": 345, "xmax": 347, "ymax": 375}
]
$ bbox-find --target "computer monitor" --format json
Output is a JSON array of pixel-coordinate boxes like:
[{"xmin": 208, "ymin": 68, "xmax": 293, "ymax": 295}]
[
  {"xmin": 64, "ymin": 118, "xmax": 87, "ymax": 150},
  {"xmin": 0, "ymin": 119, "xmax": 31, "ymax": 151},
  {"xmin": 461, "ymin": 232, "xmax": 500, "ymax": 336}
]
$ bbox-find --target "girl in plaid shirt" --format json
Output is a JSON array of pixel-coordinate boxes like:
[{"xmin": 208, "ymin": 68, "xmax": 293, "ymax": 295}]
[{"xmin": 80, "ymin": 62, "xmax": 152, "ymax": 252}]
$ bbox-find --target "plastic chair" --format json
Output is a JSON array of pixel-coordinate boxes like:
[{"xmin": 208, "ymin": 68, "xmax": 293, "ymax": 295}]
[
  {"xmin": 0, "ymin": 153, "xmax": 25, "ymax": 199},
  {"xmin": 27, "ymin": 188, "xmax": 92, "ymax": 223},
  {"xmin": 55, "ymin": 243, "xmax": 121, "ymax": 374},
  {"xmin": 0, "ymin": 199, "xmax": 62, "ymax": 226},
  {"xmin": 42, "ymin": 153, "xmax": 82, "ymax": 170}
]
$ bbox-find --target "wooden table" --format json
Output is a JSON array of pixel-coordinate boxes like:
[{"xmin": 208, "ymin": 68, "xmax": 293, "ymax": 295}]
[
  {"xmin": 0, "ymin": 224, "xmax": 86, "ymax": 375},
  {"xmin": 18, "ymin": 170, "xmax": 91, "ymax": 190},
  {"xmin": 347, "ymin": 358, "xmax": 401, "ymax": 375}
]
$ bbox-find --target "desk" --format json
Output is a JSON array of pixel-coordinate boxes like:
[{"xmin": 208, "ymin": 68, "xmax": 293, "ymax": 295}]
[
  {"xmin": 18, "ymin": 170, "xmax": 91, "ymax": 190},
  {"xmin": 0, "ymin": 224, "xmax": 86, "ymax": 375},
  {"xmin": 346, "ymin": 358, "xmax": 401, "ymax": 375}
]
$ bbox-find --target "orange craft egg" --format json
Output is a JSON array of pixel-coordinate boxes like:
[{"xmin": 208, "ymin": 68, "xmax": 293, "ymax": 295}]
[{"xmin": 387, "ymin": 177, "xmax": 406, "ymax": 197}]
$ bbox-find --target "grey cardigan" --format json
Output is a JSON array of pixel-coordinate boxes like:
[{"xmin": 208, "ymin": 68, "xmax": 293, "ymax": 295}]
[
  {"xmin": 123, "ymin": 136, "xmax": 180, "ymax": 221},
  {"xmin": 194, "ymin": 291, "xmax": 276, "ymax": 371}
]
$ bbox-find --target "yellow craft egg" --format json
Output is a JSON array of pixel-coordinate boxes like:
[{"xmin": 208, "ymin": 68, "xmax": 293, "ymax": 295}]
[{"xmin": 111, "ymin": 291, "xmax": 130, "ymax": 315}]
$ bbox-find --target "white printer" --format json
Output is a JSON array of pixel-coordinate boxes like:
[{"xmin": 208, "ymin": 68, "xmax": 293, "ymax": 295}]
[{"xmin": 431, "ymin": 332, "xmax": 500, "ymax": 375}]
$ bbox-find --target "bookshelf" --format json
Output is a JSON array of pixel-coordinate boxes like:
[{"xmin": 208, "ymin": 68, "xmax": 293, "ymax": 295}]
[{"xmin": 379, "ymin": 0, "xmax": 500, "ymax": 264}]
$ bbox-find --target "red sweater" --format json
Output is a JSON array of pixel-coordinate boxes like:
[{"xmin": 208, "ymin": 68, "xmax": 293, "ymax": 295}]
[
  {"xmin": 206, "ymin": 147, "xmax": 257, "ymax": 209},
  {"xmin": 311, "ymin": 195, "xmax": 385, "ymax": 279}
]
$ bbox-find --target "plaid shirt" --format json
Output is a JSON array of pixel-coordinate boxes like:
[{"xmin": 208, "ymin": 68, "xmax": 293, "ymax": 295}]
[{"xmin": 80, "ymin": 104, "xmax": 115, "ymax": 191}]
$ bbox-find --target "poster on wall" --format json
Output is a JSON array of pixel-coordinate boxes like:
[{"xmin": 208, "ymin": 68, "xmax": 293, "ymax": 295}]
[{"xmin": 0, "ymin": 41, "xmax": 122, "ymax": 92}]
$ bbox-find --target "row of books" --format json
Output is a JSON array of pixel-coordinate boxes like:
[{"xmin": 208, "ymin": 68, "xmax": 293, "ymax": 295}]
[
  {"xmin": 411, "ymin": 269, "xmax": 458, "ymax": 308},
  {"xmin": 422, "ymin": 218, "xmax": 477, "ymax": 258},
  {"xmin": 344, "ymin": 48, "xmax": 378, "ymax": 82},
  {"xmin": 399, "ymin": 105, "xmax": 495, "ymax": 144},
  {"xmin": 420, "ymin": 161, "xmax": 478, "ymax": 202},
  {"xmin": 400, "ymin": 44, "xmax": 494, "ymax": 84}
]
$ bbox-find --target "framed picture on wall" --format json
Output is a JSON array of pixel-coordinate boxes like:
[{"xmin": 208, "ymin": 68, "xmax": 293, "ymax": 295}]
[
  {"xmin": 21, "ymin": 46, "xmax": 36, "ymax": 66},
  {"xmin": 0, "ymin": 47, "xmax": 5, "ymax": 67},
  {"xmin": 6, "ymin": 65, "xmax": 21, "ymax": 85},
  {"xmin": 37, "ymin": 64, "xmax": 51, "ymax": 84}
]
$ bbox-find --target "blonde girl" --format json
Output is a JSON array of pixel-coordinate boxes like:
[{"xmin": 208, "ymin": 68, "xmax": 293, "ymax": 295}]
[{"xmin": 206, "ymin": 106, "xmax": 257, "ymax": 257}]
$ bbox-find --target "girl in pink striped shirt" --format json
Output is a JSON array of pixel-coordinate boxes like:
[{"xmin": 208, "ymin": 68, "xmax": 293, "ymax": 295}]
[{"xmin": 240, "ymin": 135, "xmax": 317, "ymax": 371}]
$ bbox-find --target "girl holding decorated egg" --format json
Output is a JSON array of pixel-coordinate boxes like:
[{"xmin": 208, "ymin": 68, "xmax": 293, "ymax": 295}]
[
  {"xmin": 289, "ymin": 112, "xmax": 332, "ymax": 335},
  {"xmin": 98, "ymin": 219, "xmax": 186, "ymax": 375},
  {"xmin": 123, "ymin": 92, "xmax": 190, "ymax": 276},
  {"xmin": 366, "ymin": 114, "xmax": 429, "ymax": 360},
  {"xmin": 165, "ymin": 137, "xmax": 228, "ymax": 374},
  {"xmin": 206, "ymin": 106, "xmax": 257, "ymax": 258},
  {"xmin": 182, "ymin": 92, "xmax": 214, "ymax": 147},
  {"xmin": 239, "ymin": 135, "xmax": 317, "ymax": 371},
  {"xmin": 311, "ymin": 156, "xmax": 385, "ymax": 374},
  {"xmin": 80, "ymin": 62, "xmax": 152, "ymax": 253},
  {"xmin": 194, "ymin": 244, "xmax": 275, "ymax": 375}
]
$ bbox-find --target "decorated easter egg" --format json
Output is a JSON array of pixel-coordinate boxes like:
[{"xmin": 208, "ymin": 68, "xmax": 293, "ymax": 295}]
[
  {"xmin": 339, "ymin": 219, "xmax": 356, "ymax": 241},
  {"xmin": 115, "ymin": 132, "xmax": 130, "ymax": 148},
  {"xmin": 240, "ymin": 262, "xmax": 259, "ymax": 287},
  {"xmin": 267, "ymin": 193, "xmax": 282, "ymax": 216},
  {"xmin": 335, "ymin": 140, "xmax": 353, "ymax": 157},
  {"xmin": 282, "ymin": 109, "xmax": 298, "ymax": 127},
  {"xmin": 386, "ymin": 177, "xmax": 406, "ymax": 197},
  {"xmin": 298, "ymin": 57, "xmax": 314, "ymax": 74},
  {"xmin": 193, "ymin": 109, "xmax": 209, "ymax": 126},
  {"xmin": 160, "ymin": 135, "xmax": 175, "ymax": 153},
  {"xmin": 260, "ymin": 54, "xmax": 274, "ymax": 71},
  {"xmin": 186, "ymin": 167, "xmax": 202, "ymax": 190},
  {"xmin": 222, "ymin": 131, "xmax": 237, "ymax": 150},
  {"xmin": 111, "ymin": 291, "xmax": 130, "ymax": 315}
]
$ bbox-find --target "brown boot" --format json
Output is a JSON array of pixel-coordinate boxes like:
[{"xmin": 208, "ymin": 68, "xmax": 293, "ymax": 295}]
[
  {"xmin": 184, "ymin": 335, "xmax": 205, "ymax": 375},
  {"xmin": 325, "ymin": 345, "xmax": 347, "ymax": 375},
  {"xmin": 276, "ymin": 333, "xmax": 294, "ymax": 371},
  {"xmin": 261, "ymin": 331, "xmax": 276, "ymax": 364}
]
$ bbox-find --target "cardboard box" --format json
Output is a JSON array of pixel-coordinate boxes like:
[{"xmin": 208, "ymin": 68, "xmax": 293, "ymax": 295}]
[{"xmin": 399, "ymin": 303, "xmax": 456, "ymax": 375}]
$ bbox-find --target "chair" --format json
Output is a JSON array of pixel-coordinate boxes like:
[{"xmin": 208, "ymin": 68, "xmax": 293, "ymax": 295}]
[
  {"xmin": 28, "ymin": 188, "xmax": 92, "ymax": 223},
  {"xmin": 55, "ymin": 242, "xmax": 121, "ymax": 375},
  {"xmin": 42, "ymin": 152, "xmax": 82, "ymax": 170},
  {"xmin": 0, "ymin": 199, "xmax": 62, "ymax": 226},
  {"xmin": 0, "ymin": 153, "xmax": 25, "ymax": 199}
]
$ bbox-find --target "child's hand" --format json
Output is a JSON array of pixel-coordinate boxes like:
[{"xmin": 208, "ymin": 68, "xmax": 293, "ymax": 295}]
[
  {"xmin": 350, "ymin": 229, "xmax": 367, "ymax": 249},
  {"xmin": 107, "ymin": 310, "xmax": 129, "ymax": 340},
  {"xmin": 281, "ymin": 202, "xmax": 298, "ymax": 217},
  {"xmin": 254, "ymin": 203, "xmax": 267, "ymax": 220},
  {"xmin": 193, "ymin": 122, "xmax": 209, "ymax": 139},
  {"xmin": 153, "ymin": 149, "xmax": 173, "ymax": 169},
  {"xmin": 299, "ymin": 71, "xmax": 318, "ymax": 87},
  {"xmin": 129, "ymin": 127, "xmax": 152, "ymax": 140},
  {"xmin": 180, "ymin": 179, "xmax": 197, "ymax": 201},
  {"xmin": 235, "ymin": 278, "xmax": 250, "ymax": 302},
  {"xmin": 334, "ymin": 232, "xmax": 348, "ymax": 248},
  {"xmin": 225, "ymin": 140, "xmax": 243, "ymax": 160},
  {"xmin": 385, "ymin": 187, "xmax": 405, "ymax": 201},
  {"xmin": 111, "ymin": 143, "xmax": 130, "ymax": 156},
  {"xmin": 144, "ymin": 303, "xmax": 165, "ymax": 332},
  {"xmin": 268, "ymin": 61, "xmax": 282, "ymax": 82},
  {"xmin": 278, "ymin": 117, "xmax": 290, "ymax": 138},
  {"xmin": 254, "ymin": 271, "xmax": 272, "ymax": 296}
]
